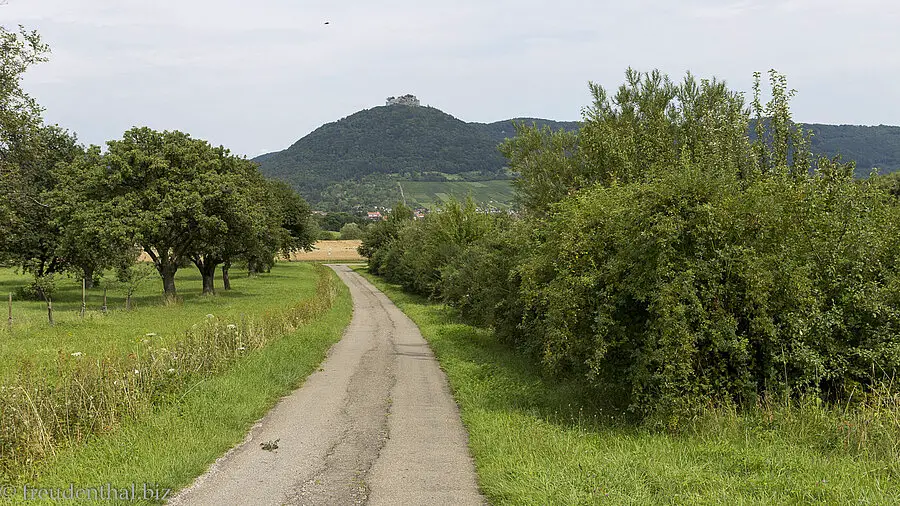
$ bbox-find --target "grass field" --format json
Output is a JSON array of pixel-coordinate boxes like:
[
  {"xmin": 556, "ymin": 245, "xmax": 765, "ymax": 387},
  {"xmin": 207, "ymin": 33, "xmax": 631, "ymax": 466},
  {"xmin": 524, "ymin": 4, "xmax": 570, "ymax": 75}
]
[
  {"xmin": 401, "ymin": 180, "xmax": 515, "ymax": 209},
  {"xmin": 0, "ymin": 263, "xmax": 317, "ymax": 381},
  {"xmin": 358, "ymin": 268, "xmax": 900, "ymax": 505},
  {"xmin": 3, "ymin": 267, "xmax": 352, "ymax": 505}
]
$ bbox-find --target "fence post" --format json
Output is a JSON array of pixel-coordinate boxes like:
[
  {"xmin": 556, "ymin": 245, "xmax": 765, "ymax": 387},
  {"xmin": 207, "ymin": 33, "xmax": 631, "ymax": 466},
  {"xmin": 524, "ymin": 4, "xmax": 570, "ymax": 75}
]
[
  {"xmin": 102, "ymin": 288, "xmax": 108, "ymax": 314},
  {"xmin": 47, "ymin": 296, "xmax": 54, "ymax": 326},
  {"xmin": 7, "ymin": 293, "xmax": 11, "ymax": 329},
  {"xmin": 80, "ymin": 278, "xmax": 86, "ymax": 318}
]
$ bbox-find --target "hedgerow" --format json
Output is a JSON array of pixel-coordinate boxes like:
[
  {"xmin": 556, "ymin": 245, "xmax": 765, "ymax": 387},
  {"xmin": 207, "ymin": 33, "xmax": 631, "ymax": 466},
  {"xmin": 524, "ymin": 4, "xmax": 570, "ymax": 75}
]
[{"xmin": 359, "ymin": 69, "xmax": 900, "ymax": 422}]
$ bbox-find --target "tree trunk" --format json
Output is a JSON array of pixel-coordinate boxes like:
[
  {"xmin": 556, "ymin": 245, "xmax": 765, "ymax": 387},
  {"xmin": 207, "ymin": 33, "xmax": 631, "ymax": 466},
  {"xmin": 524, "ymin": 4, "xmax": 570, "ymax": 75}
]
[
  {"xmin": 201, "ymin": 267, "xmax": 215, "ymax": 295},
  {"xmin": 83, "ymin": 266, "xmax": 95, "ymax": 290},
  {"xmin": 222, "ymin": 262, "xmax": 232, "ymax": 290},
  {"xmin": 159, "ymin": 263, "xmax": 178, "ymax": 302},
  {"xmin": 193, "ymin": 257, "xmax": 219, "ymax": 296},
  {"xmin": 248, "ymin": 259, "xmax": 258, "ymax": 277}
]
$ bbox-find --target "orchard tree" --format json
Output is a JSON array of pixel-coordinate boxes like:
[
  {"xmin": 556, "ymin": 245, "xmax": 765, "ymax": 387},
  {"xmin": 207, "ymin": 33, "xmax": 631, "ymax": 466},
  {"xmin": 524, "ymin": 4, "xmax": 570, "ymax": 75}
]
[
  {"xmin": 101, "ymin": 127, "xmax": 227, "ymax": 300},
  {"xmin": 50, "ymin": 144, "xmax": 138, "ymax": 288},
  {"xmin": 0, "ymin": 26, "xmax": 49, "ymax": 258},
  {"xmin": 3, "ymin": 125, "xmax": 81, "ymax": 293},
  {"xmin": 188, "ymin": 150, "xmax": 271, "ymax": 295}
]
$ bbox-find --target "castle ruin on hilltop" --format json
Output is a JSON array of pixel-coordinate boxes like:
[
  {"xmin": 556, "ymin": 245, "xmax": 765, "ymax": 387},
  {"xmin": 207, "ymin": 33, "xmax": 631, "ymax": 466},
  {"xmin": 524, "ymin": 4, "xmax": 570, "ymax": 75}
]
[{"xmin": 386, "ymin": 94, "xmax": 420, "ymax": 107}]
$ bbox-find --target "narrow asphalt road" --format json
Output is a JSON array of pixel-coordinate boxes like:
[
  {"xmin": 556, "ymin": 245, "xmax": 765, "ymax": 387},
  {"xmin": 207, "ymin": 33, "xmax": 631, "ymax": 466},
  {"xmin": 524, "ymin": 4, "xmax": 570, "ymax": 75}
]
[{"xmin": 169, "ymin": 265, "xmax": 484, "ymax": 505}]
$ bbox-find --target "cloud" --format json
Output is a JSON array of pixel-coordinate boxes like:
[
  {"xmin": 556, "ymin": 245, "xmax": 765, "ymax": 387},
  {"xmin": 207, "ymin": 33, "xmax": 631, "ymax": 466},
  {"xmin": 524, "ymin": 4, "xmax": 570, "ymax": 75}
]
[{"xmin": 2, "ymin": 0, "xmax": 899, "ymax": 157}]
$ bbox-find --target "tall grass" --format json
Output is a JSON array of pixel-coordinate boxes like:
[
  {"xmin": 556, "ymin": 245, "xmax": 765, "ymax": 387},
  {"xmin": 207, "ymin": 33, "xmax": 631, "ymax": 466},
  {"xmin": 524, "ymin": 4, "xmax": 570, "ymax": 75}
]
[{"xmin": 0, "ymin": 265, "xmax": 337, "ymax": 482}]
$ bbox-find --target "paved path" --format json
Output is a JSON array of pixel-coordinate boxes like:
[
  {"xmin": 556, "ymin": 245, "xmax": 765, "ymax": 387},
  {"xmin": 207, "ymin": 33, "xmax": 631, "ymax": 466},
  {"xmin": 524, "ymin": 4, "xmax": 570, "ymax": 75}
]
[{"xmin": 169, "ymin": 265, "xmax": 484, "ymax": 505}]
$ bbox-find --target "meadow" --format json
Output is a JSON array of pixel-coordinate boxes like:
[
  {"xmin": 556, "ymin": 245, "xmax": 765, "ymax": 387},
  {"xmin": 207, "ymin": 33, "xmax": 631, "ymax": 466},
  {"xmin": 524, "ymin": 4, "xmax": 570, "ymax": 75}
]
[
  {"xmin": 0, "ymin": 263, "xmax": 352, "ymax": 493},
  {"xmin": 0, "ymin": 263, "xmax": 317, "ymax": 381}
]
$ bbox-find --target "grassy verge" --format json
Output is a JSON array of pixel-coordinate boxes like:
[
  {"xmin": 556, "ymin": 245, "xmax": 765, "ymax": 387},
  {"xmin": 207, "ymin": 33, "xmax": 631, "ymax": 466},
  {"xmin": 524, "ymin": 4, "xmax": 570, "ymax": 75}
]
[
  {"xmin": 357, "ymin": 268, "xmax": 900, "ymax": 505},
  {"xmin": 1, "ymin": 264, "xmax": 352, "ymax": 503},
  {"xmin": 5, "ymin": 267, "xmax": 351, "ymax": 505}
]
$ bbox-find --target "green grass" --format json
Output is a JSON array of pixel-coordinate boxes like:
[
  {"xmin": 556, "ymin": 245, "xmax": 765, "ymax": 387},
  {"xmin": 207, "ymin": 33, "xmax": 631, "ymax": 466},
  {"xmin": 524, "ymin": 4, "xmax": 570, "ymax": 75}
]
[
  {"xmin": 357, "ymin": 268, "xmax": 900, "ymax": 505},
  {"xmin": 0, "ymin": 263, "xmax": 317, "ymax": 381},
  {"xmin": 401, "ymin": 180, "xmax": 515, "ymax": 209},
  {"xmin": 4, "ymin": 266, "xmax": 352, "ymax": 505}
]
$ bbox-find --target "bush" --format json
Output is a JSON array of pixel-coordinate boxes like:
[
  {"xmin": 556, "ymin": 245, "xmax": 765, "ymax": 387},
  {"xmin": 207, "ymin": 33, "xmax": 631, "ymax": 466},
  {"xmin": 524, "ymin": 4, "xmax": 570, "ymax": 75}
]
[
  {"xmin": 514, "ymin": 163, "xmax": 900, "ymax": 419},
  {"xmin": 358, "ymin": 69, "xmax": 900, "ymax": 423},
  {"xmin": 339, "ymin": 222, "xmax": 364, "ymax": 240}
]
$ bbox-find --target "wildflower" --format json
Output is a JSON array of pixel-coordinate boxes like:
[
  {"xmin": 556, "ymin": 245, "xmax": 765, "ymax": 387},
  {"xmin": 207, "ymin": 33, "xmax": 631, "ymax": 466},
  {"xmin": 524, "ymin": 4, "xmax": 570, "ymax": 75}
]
[
  {"xmin": 145, "ymin": 332, "xmax": 157, "ymax": 337},
  {"xmin": 237, "ymin": 346, "xmax": 246, "ymax": 351},
  {"xmin": 134, "ymin": 369, "xmax": 140, "ymax": 375},
  {"xmin": 167, "ymin": 368, "xmax": 176, "ymax": 374},
  {"xmin": 71, "ymin": 352, "xmax": 84, "ymax": 357},
  {"xmin": 206, "ymin": 314, "xmax": 214, "ymax": 319},
  {"xmin": 227, "ymin": 324, "xmax": 237, "ymax": 330}
]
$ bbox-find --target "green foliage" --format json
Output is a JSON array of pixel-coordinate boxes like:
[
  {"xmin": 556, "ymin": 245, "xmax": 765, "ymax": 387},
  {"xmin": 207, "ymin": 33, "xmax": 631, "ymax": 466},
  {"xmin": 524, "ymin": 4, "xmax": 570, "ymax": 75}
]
[
  {"xmin": 361, "ymin": 68, "xmax": 900, "ymax": 423},
  {"xmin": 339, "ymin": 222, "xmax": 364, "ymax": 240},
  {"xmin": 0, "ymin": 26, "xmax": 48, "ymax": 250},
  {"xmin": 314, "ymin": 211, "xmax": 367, "ymax": 232},
  {"xmin": 361, "ymin": 198, "xmax": 493, "ymax": 296},
  {"xmin": 254, "ymin": 105, "xmax": 511, "ymax": 207}
]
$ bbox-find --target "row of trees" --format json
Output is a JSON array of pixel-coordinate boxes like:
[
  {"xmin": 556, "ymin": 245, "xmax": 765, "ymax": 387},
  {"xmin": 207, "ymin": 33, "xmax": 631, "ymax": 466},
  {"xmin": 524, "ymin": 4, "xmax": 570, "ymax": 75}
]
[
  {"xmin": 1, "ymin": 27, "xmax": 315, "ymax": 303},
  {"xmin": 360, "ymin": 69, "xmax": 900, "ymax": 422}
]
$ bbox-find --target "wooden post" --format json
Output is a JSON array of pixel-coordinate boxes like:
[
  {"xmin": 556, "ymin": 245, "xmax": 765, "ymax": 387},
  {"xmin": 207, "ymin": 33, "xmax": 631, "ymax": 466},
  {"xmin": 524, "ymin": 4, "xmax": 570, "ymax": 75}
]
[
  {"xmin": 102, "ymin": 288, "xmax": 108, "ymax": 314},
  {"xmin": 80, "ymin": 278, "xmax": 86, "ymax": 318},
  {"xmin": 47, "ymin": 296, "xmax": 54, "ymax": 326},
  {"xmin": 7, "ymin": 293, "xmax": 11, "ymax": 329}
]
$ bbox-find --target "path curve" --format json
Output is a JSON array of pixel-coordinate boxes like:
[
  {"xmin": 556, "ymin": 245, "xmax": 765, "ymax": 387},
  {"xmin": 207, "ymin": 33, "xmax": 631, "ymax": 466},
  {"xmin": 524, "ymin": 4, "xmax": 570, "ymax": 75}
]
[{"xmin": 169, "ymin": 265, "xmax": 484, "ymax": 505}]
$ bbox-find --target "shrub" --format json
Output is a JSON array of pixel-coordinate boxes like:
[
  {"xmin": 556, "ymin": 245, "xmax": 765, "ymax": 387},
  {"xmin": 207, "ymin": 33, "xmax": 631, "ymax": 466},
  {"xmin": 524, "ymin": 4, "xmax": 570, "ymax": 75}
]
[{"xmin": 339, "ymin": 222, "xmax": 364, "ymax": 240}]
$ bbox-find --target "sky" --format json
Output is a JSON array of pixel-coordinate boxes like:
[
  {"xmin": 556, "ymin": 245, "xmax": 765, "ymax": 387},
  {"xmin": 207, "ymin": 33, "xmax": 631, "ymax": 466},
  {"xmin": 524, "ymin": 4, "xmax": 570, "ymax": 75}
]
[{"xmin": 3, "ymin": 0, "xmax": 899, "ymax": 158}]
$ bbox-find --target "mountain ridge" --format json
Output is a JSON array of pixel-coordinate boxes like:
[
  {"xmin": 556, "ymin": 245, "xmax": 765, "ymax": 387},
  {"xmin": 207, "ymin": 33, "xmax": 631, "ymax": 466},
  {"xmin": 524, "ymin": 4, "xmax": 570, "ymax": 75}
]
[{"xmin": 253, "ymin": 104, "xmax": 900, "ymax": 210}]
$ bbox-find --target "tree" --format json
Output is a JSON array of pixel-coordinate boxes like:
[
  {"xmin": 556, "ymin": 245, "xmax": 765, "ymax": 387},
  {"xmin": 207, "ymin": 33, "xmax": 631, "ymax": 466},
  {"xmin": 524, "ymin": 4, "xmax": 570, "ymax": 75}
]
[
  {"xmin": 339, "ymin": 222, "xmax": 364, "ymax": 240},
  {"xmin": 0, "ymin": 26, "xmax": 49, "ymax": 258},
  {"xmin": 3, "ymin": 125, "xmax": 81, "ymax": 296},
  {"xmin": 99, "ymin": 127, "xmax": 230, "ymax": 300},
  {"xmin": 50, "ymin": 144, "xmax": 137, "ymax": 288}
]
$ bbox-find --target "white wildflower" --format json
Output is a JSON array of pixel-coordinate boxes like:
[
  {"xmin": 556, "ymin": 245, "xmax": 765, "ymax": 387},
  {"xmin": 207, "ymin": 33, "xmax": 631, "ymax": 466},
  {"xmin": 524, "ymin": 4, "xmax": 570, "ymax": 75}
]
[
  {"xmin": 71, "ymin": 352, "xmax": 83, "ymax": 357},
  {"xmin": 167, "ymin": 368, "xmax": 176, "ymax": 374},
  {"xmin": 145, "ymin": 332, "xmax": 157, "ymax": 337},
  {"xmin": 226, "ymin": 324, "xmax": 237, "ymax": 330},
  {"xmin": 134, "ymin": 369, "xmax": 140, "ymax": 375},
  {"xmin": 237, "ymin": 346, "xmax": 246, "ymax": 351},
  {"xmin": 206, "ymin": 314, "xmax": 214, "ymax": 319}
]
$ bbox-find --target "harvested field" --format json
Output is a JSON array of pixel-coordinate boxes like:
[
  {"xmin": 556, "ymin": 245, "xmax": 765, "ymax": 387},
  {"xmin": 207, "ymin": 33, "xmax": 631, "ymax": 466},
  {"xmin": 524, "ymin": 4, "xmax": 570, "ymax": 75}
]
[
  {"xmin": 136, "ymin": 240, "xmax": 365, "ymax": 263},
  {"xmin": 288, "ymin": 240, "xmax": 365, "ymax": 262}
]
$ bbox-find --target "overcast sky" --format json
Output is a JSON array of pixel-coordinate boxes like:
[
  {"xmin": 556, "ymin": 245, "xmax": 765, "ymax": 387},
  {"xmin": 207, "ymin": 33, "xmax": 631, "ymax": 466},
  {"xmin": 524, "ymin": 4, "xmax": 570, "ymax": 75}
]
[{"xmin": 3, "ymin": 0, "xmax": 899, "ymax": 158}]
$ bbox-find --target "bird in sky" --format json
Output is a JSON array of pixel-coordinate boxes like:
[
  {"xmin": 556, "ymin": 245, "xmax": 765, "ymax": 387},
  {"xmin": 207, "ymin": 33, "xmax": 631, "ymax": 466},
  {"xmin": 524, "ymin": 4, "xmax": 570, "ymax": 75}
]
[{"xmin": 324, "ymin": 21, "xmax": 330, "ymax": 25}]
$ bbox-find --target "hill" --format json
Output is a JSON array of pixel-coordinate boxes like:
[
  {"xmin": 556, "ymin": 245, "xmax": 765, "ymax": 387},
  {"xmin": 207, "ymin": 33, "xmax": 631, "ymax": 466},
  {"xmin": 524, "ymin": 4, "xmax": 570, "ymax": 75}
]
[
  {"xmin": 803, "ymin": 123, "xmax": 900, "ymax": 176},
  {"xmin": 256, "ymin": 105, "xmax": 509, "ymax": 195},
  {"xmin": 254, "ymin": 104, "xmax": 900, "ymax": 211},
  {"xmin": 474, "ymin": 118, "xmax": 582, "ymax": 144},
  {"xmin": 253, "ymin": 106, "xmax": 582, "ymax": 210}
]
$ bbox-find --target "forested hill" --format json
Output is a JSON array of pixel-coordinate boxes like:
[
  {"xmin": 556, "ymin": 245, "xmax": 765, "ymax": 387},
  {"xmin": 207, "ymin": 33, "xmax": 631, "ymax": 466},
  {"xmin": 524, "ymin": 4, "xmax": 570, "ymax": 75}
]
[
  {"xmin": 473, "ymin": 118, "xmax": 582, "ymax": 144},
  {"xmin": 803, "ymin": 123, "xmax": 900, "ymax": 176},
  {"xmin": 253, "ymin": 104, "xmax": 900, "ymax": 209},
  {"xmin": 255, "ymin": 106, "xmax": 510, "ymax": 194}
]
